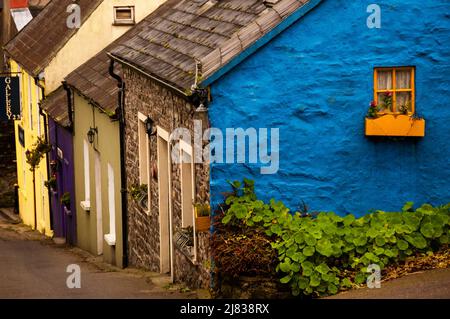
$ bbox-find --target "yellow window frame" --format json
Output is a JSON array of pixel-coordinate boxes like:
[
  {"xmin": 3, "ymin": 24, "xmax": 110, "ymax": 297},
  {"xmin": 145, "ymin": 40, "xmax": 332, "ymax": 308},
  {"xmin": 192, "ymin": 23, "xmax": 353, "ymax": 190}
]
[{"xmin": 374, "ymin": 67, "xmax": 415, "ymax": 115}]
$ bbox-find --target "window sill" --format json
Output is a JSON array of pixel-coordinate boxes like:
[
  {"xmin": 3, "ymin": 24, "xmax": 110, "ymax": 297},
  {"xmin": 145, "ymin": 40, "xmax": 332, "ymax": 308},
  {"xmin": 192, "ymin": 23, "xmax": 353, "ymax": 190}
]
[
  {"xmin": 80, "ymin": 200, "xmax": 91, "ymax": 212},
  {"xmin": 104, "ymin": 234, "xmax": 116, "ymax": 246},
  {"xmin": 365, "ymin": 114, "xmax": 425, "ymax": 137},
  {"xmin": 112, "ymin": 21, "xmax": 135, "ymax": 26}
]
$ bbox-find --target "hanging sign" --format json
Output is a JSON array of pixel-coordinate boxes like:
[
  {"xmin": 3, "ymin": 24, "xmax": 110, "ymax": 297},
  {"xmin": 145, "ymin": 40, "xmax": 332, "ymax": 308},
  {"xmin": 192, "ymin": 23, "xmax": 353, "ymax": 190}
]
[{"xmin": 0, "ymin": 76, "xmax": 21, "ymax": 122}]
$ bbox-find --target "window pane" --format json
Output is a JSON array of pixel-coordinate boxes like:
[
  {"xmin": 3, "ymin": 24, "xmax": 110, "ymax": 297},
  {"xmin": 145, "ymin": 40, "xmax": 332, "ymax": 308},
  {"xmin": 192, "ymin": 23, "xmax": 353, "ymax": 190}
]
[
  {"xmin": 116, "ymin": 8, "xmax": 132, "ymax": 20},
  {"xmin": 377, "ymin": 92, "xmax": 393, "ymax": 112},
  {"xmin": 396, "ymin": 69, "xmax": 412, "ymax": 89},
  {"xmin": 377, "ymin": 70, "xmax": 393, "ymax": 90},
  {"xmin": 396, "ymin": 92, "xmax": 412, "ymax": 113}
]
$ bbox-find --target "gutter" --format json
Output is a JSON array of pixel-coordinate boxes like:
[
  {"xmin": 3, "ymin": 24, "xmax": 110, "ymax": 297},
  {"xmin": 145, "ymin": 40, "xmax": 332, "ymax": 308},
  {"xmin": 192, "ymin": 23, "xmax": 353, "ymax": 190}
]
[
  {"xmin": 107, "ymin": 52, "xmax": 188, "ymax": 98},
  {"xmin": 108, "ymin": 57, "xmax": 128, "ymax": 268},
  {"xmin": 62, "ymin": 81, "xmax": 73, "ymax": 131}
]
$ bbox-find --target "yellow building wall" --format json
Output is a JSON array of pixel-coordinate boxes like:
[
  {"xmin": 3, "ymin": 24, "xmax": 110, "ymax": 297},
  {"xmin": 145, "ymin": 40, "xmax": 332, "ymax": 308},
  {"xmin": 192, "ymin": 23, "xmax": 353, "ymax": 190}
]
[
  {"xmin": 45, "ymin": 0, "xmax": 166, "ymax": 93},
  {"xmin": 11, "ymin": 60, "xmax": 53, "ymax": 237}
]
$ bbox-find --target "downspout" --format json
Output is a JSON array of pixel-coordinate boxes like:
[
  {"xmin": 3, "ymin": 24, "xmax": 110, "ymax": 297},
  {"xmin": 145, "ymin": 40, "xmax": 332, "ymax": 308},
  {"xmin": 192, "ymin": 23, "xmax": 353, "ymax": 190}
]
[
  {"xmin": 62, "ymin": 81, "xmax": 73, "ymax": 131},
  {"xmin": 35, "ymin": 76, "xmax": 53, "ymax": 232},
  {"xmin": 109, "ymin": 57, "xmax": 128, "ymax": 268}
]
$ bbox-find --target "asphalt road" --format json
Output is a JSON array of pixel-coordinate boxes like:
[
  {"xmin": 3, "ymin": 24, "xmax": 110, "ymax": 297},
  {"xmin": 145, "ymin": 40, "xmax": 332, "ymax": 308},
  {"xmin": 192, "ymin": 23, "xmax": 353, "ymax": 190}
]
[
  {"xmin": 328, "ymin": 268, "xmax": 450, "ymax": 299},
  {"xmin": 0, "ymin": 214, "xmax": 196, "ymax": 299}
]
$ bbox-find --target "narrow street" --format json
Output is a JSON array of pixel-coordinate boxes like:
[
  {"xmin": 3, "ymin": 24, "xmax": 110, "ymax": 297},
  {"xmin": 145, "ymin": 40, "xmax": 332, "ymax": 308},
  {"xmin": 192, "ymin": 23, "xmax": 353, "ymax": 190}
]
[{"xmin": 0, "ymin": 212, "xmax": 199, "ymax": 299}]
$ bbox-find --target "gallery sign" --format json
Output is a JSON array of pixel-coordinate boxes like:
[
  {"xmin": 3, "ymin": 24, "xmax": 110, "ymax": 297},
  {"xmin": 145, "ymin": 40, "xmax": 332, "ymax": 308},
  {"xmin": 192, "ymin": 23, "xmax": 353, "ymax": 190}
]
[{"xmin": 0, "ymin": 76, "xmax": 21, "ymax": 122}]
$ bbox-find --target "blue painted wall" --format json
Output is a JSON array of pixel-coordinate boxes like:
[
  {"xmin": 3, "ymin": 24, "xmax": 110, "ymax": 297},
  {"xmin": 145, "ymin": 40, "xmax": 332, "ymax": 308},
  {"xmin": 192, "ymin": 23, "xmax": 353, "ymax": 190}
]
[{"xmin": 208, "ymin": 0, "xmax": 450, "ymax": 216}]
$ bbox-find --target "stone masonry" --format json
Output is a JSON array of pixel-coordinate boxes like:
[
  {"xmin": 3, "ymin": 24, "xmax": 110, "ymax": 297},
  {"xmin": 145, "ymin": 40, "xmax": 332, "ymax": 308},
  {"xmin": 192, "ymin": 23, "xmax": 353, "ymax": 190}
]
[{"xmin": 123, "ymin": 65, "xmax": 211, "ymax": 289}]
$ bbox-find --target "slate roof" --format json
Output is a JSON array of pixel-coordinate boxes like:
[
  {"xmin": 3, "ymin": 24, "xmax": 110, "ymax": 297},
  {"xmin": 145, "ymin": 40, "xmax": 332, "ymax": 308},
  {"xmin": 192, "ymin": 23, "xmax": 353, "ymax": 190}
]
[
  {"xmin": 109, "ymin": 0, "xmax": 311, "ymax": 92},
  {"xmin": 40, "ymin": 86, "xmax": 71, "ymax": 127},
  {"xmin": 64, "ymin": 0, "xmax": 180, "ymax": 114},
  {"xmin": 4, "ymin": 0, "xmax": 103, "ymax": 77}
]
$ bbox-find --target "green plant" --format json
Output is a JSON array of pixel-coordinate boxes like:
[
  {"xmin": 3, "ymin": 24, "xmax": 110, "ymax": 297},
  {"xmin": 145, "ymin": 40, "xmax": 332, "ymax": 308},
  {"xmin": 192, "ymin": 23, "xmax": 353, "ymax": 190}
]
[
  {"xmin": 367, "ymin": 101, "xmax": 380, "ymax": 118},
  {"xmin": 195, "ymin": 202, "xmax": 211, "ymax": 217},
  {"xmin": 61, "ymin": 192, "xmax": 71, "ymax": 208},
  {"xmin": 130, "ymin": 184, "xmax": 148, "ymax": 201},
  {"xmin": 44, "ymin": 176, "xmax": 57, "ymax": 189},
  {"xmin": 25, "ymin": 137, "xmax": 52, "ymax": 171},
  {"xmin": 399, "ymin": 101, "xmax": 411, "ymax": 115},
  {"xmin": 217, "ymin": 179, "xmax": 450, "ymax": 297}
]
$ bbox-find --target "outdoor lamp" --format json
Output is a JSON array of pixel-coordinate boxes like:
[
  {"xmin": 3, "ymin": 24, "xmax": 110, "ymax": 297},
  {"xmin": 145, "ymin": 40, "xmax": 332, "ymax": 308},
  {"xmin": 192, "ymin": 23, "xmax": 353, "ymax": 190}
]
[
  {"xmin": 145, "ymin": 116, "xmax": 157, "ymax": 136},
  {"xmin": 87, "ymin": 127, "xmax": 97, "ymax": 144}
]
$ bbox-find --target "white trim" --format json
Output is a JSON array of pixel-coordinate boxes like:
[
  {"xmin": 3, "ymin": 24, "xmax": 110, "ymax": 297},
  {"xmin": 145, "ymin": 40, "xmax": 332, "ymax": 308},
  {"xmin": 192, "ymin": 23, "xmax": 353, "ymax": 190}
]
[
  {"xmin": 80, "ymin": 200, "xmax": 91, "ymax": 212},
  {"xmin": 105, "ymin": 163, "xmax": 116, "ymax": 247},
  {"xmin": 157, "ymin": 127, "xmax": 174, "ymax": 281},
  {"xmin": 94, "ymin": 152, "xmax": 103, "ymax": 255},
  {"xmin": 83, "ymin": 139, "xmax": 91, "ymax": 202},
  {"xmin": 137, "ymin": 112, "xmax": 150, "ymax": 214}
]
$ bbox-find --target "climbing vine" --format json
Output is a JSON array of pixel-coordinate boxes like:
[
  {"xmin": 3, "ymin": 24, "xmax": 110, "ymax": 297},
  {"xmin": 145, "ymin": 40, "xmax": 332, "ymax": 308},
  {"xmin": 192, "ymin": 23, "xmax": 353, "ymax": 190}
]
[{"xmin": 25, "ymin": 137, "xmax": 52, "ymax": 172}]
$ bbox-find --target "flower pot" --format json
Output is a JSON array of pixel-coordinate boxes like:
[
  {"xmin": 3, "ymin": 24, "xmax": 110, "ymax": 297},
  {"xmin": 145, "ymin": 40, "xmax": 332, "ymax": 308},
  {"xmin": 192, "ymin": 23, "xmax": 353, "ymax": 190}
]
[
  {"xmin": 63, "ymin": 206, "xmax": 72, "ymax": 216},
  {"xmin": 195, "ymin": 204, "xmax": 210, "ymax": 232}
]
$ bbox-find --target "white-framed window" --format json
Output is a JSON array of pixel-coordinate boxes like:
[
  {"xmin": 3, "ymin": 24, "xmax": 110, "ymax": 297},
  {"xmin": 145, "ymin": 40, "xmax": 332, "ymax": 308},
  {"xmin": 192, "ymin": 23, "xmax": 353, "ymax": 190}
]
[
  {"xmin": 179, "ymin": 140, "xmax": 197, "ymax": 261},
  {"xmin": 104, "ymin": 163, "xmax": 116, "ymax": 246},
  {"xmin": 113, "ymin": 6, "xmax": 135, "ymax": 25},
  {"xmin": 28, "ymin": 75, "xmax": 33, "ymax": 131},
  {"xmin": 80, "ymin": 139, "xmax": 91, "ymax": 211},
  {"xmin": 36, "ymin": 85, "xmax": 41, "ymax": 136},
  {"xmin": 138, "ymin": 112, "xmax": 150, "ymax": 213}
]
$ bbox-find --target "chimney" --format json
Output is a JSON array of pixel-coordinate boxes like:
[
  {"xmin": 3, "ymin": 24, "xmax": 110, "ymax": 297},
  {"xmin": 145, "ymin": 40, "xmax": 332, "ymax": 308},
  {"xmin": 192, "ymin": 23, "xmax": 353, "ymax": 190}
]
[{"xmin": 10, "ymin": 0, "xmax": 29, "ymax": 9}]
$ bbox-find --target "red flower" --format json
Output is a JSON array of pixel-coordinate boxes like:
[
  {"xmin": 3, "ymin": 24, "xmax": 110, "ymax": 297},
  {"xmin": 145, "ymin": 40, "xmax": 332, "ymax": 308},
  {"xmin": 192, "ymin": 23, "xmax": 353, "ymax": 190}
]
[
  {"xmin": 384, "ymin": 91, "xmax": 393, "ymax": 97},
  {"xmin": 370, "ymin": 101, "xmax": 377, "ymax": 108}
]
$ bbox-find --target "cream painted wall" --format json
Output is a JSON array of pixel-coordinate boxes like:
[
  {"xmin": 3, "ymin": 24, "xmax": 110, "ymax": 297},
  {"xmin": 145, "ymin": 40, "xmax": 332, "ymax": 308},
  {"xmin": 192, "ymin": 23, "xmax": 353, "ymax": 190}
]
[
  {"xmin": 73, "ymin": 93, "xmax": 123, "ymax": 267},
  {"xmin": 45, "ymin": 0, "xmax": 165, "ymax": 93}
]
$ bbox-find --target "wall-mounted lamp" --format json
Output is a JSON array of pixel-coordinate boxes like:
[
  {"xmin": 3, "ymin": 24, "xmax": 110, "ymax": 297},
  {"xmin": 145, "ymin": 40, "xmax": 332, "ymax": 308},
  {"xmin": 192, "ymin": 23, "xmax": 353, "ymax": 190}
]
[
  {"xmin": 87, "ymin": 127, "xmax": 98, "ymax": 144},
  {"xmin": 145, "ymin": 116, "xmax": 157, "ymax": 136}
]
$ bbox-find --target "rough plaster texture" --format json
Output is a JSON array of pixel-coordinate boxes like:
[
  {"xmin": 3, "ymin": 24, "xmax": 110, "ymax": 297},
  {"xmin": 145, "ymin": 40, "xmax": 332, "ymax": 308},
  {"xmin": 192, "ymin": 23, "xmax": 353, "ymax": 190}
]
[{"xmin": 209, "ymin": 0, "xmax": 450, "ymax": 216}]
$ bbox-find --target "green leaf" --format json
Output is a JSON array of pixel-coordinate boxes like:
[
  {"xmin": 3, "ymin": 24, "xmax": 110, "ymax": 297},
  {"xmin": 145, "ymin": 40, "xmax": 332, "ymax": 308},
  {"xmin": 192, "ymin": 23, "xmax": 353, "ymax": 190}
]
[
  {"xmin": 303, "ymin": 246, "xmax": 315, "ymax": 257},
  {"xmin": 316, "ymin": 263, "xmax": 331, "ymax": 275},
  {"xmin": 375, "ymin": 236, "xmax": 386, "ymax": 246},
  {"xmin": 420, "ymin": 223, "xmax": 434, "ymax": 238},
  {"xmin": 404, "ymin": 233, "xmax": 427, "ymax": 249},
  {"xmin": 327, "ymin": 284, "xmax": 338, "ymax": 295},
  {"xmin": 402, "ymin": 202, "xmax": 414, "ymax": 212},
  {"xmin": 354, "ymin": 272, "xmax": 367, "ymax": 285},
  {"xmin": 222, "ymin": 214, "xmax": 232, "ymax": 224},
  {"xmin": 280, "ymin": 275, "xmax": 292, "ymax": 284},
  {"xmin": 279, "ymin": 261, "xmax": 291, "ymax": 273},
  {"xmin": 298, "ymin": 276, "xmax": 309, "ymax": 289},
  {"xmin": 397, "ymin": 239, "xmax": 409, "ymax": 251},
  {"xmin": 304, "ymin": 234, "xmax": 317, "ymax": 246},
  {"xmin": 310, "ymin": 273, "xmax": 321, "ymax": 287}
]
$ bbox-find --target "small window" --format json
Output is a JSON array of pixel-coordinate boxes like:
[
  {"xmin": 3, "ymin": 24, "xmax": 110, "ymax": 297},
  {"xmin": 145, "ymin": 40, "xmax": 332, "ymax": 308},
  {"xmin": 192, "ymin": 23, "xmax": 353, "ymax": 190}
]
[
  {"xmin": 138, "ymin": 112, "xmax": 150, "ymax": 213},
  {"xmin": 374, "ymin": 67, "xmax": 415, "ymax": 114},
  {"xmin": 113, "ymin": 6, "xmax": 135, "ymax": 25}
]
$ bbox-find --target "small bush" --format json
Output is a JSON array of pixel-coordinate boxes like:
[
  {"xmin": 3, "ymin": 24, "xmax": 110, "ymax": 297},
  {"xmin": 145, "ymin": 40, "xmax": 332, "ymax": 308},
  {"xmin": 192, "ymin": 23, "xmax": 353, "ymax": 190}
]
[{"xmin": 217, "ymin": 179, "xmax": 450, "ymax": 297}]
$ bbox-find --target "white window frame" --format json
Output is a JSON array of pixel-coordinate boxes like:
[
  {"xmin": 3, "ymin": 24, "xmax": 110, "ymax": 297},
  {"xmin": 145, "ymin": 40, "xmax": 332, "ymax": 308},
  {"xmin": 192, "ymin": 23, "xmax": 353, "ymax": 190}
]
[
  {"xmin": 80, "ymin": 139, "xmax": 91, "ymax": 211},
  {"xmin": 28, "ymin": 75, "xmax": 33, "ymax": 131},
  {"xmin": 113, "ymin": 6, "xmax": 135, "ymax": 25},
  {"xmin": 179, "ymin": 140, "xmax": 198, "ymax": 262},
  {"xmin": 138, "ymin": 112, "xmax": 151, "ymax": 214},
  {"xmin": 104, "ymin": 163, "xmax": 116, "ymax": 246}
]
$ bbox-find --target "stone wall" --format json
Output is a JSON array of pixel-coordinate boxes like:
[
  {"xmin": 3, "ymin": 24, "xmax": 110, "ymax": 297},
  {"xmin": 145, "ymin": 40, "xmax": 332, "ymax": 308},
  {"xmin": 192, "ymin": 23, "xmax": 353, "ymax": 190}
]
[
  {"xmin": 0, "ymin": 121, "xmax": 17, "ymax": 207},
  {"xmin": 123, "ymin": 66, "xmax": 211, "ymax": 288}
]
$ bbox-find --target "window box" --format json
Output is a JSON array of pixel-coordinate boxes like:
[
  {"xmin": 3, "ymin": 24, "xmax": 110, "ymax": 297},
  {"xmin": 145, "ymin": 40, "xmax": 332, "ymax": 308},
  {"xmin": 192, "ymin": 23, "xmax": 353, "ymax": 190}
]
[
  {"xmin": 80, "ymin": 200, "xmax": 91, "ymax": 212},
  {"xmin": 365, "ymin": 114, "xmax": 425, "ymax": 137},
  {"xmin": 195, "ymin": 204, "xmax": 210, "ymax": 232},
  {"xmin": 104, "ymin": 234, "xmax": 116, "ymax": 246}
]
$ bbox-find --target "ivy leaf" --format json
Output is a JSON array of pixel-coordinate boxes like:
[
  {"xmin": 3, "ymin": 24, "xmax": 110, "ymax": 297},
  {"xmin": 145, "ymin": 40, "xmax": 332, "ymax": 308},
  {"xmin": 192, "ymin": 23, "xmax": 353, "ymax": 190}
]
[
  {"xmin": 309, "ymin": 273, "xmax": 321, "ymax": 287},
  {"xmin": 327, "ymin": 284, "xmax": 338, "ymax": 295}
]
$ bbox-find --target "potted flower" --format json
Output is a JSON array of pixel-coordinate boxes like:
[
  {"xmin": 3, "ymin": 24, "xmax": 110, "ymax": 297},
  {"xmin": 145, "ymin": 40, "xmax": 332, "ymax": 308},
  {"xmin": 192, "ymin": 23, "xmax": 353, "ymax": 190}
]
[
  {"xmin": 130, "ymin": 184, "xmax": 148, "ymax": 210},
  {"xmin": 194, "ymin": 202, "xmax": 210, "ymax": 232},
  {"xmin": 61, "ymin": 192, "xmax": 72, "ymax": 216},
  {"xmin": 44, "ymin": 176, "xmax": 57, "ymax": 191}
]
